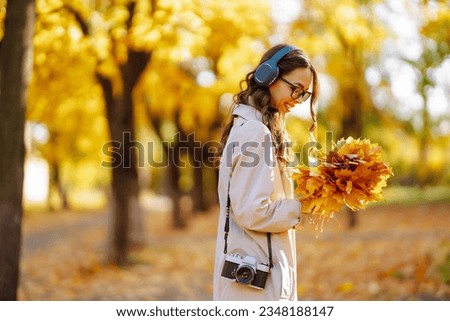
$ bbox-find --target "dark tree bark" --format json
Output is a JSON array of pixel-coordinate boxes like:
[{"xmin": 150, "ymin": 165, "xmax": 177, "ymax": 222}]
[
  {"xmin": 416, "ymin": 72, "xmax": 432, "ymax": 187},
  {"xmin": 185, "ymin": 132, "xmax": 207, "ymax": 213},
  {"xmin": 147, "ymin": 111, "xmax": 187, "ymax": 228},
  {"xmin": 48, "ymin": 161, "xmax": 69, "ymax": 211},
  {"xmin": 97, "ymin": 47, "xmax": 151, "ymax": 265},
  {"xmin": 166, "ymin": 141, "xmax": 187, "ymax": 228},
  {"xmin": 202, "ymin": 146, "xmax": 220, "ymax": 208},
  {"xmin": 191, "ymin": 162, "xmax": 208, "ymax": 212},
  {"xmin": 0, "ymin": 0, "xmax": 35, "ymax": 300},
  {"xmin": 334, "ymin": 31, "xmax": 376, "ymax": 228},
  {"xmin": 340, "ymin": 87, "xmax": 364, "ymax": 228}
]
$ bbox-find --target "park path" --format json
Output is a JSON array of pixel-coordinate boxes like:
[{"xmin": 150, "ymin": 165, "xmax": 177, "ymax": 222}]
[
  {"xmin": 19, "ymin": 201, "xmax": 450, "ymax": 300},
  {"xmin": 22, "ymin": 210, "xmax": 106, "ymax": 258}
]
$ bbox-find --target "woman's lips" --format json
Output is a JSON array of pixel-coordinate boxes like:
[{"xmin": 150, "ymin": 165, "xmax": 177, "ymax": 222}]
[
  {"xmin": 285, "ymin": 102, "xmax": 296, "ymax": 110},
  {"xmin": 276, "ymin": 97, "xmax": 297, "ymax": 114}
]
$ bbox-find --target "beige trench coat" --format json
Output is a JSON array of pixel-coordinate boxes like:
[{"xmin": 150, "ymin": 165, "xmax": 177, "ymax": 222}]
[{"xmin": 213, "ymin": 104, "xmax": 302, "ymax": 301}]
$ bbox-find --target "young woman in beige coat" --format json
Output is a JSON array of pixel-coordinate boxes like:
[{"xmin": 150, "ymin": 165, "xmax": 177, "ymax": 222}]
[{"xmin": 213, "ymin": 44, "xmax": 320, "ymax": 300}]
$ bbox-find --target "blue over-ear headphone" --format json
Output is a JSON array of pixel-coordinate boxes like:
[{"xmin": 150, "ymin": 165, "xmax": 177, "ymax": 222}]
[{"xmin": 254, "ymin": 45, "xmax": 297, "ymax": 87}]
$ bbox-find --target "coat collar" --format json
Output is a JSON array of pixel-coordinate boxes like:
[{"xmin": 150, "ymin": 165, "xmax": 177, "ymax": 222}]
[{"xmin": 232, "ymin": 103, "xmax": 263, "ymax": 122}]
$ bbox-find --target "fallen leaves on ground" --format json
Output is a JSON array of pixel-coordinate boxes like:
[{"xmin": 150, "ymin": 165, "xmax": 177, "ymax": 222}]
[{"xmin": 19, "ymin": 202, "xmax": 450, "ymax": 300}]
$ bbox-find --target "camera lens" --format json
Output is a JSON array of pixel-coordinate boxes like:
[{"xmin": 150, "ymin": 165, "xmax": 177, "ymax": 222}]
[{"xmin": 235, "ymin": 265, "xmax": 255, "ymax": 285}]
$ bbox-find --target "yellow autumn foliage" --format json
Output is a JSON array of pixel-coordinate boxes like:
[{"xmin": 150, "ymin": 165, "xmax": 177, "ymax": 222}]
[{"xmin": 293, "ymin": 137, "xmax": 393, "ymax": 231}]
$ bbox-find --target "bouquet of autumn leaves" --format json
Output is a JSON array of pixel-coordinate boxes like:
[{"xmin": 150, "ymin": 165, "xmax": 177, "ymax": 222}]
[{"xmin": 292, "ymin": 137, "xmax": 393, "ymax": 231}]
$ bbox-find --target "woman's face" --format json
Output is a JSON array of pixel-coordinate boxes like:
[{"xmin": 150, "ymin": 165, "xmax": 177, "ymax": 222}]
[{"xmin": 269, "ymin": 67, "xmax": 313, "ymax": 115}]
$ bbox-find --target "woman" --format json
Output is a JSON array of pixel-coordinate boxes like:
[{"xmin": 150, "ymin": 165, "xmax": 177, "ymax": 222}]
[{"xmin": 213, "ymin": 44, "xmax": 320, "ymax": 300}]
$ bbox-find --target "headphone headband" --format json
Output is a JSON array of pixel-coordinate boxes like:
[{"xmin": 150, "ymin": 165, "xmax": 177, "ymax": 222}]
[{"xmin": 254, "ymin": 45, "xmax": 297, "ymax": 87}]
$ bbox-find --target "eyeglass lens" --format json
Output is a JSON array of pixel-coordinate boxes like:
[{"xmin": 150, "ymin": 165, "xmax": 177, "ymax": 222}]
[{"xmin": 293, "ymin": 88, "xmax": 311, "ymax": 101}]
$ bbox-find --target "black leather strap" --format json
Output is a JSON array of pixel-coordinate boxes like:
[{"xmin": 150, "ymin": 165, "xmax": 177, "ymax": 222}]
[
  {"xmin": 223, "ymin": 180, "xmax": 231, "ymax": 254},
  {"xmin": 267, "ymin": 232, "xmax": 273, "ymax": 269}
]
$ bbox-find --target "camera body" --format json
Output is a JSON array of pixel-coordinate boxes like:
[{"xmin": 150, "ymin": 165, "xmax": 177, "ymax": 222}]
[{"xmin": 221, "ymin": 253, "xmax": 270, "ymax": 290}]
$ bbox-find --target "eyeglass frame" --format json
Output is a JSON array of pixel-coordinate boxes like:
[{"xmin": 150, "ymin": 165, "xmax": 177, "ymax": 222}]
[{"xmin": 279, "ymin": 77, "xmax": 312, "ymax": 102}]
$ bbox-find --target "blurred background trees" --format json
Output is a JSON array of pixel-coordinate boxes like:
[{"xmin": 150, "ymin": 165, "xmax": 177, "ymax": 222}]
[{"xmin": 0, "ymin": 0, "xmax": 448, "ymax": 269}]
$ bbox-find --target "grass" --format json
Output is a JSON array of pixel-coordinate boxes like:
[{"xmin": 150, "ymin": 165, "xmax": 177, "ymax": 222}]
[{"xmin": 381, "ymin": 185, "xmax": 450, "ymax": 206}]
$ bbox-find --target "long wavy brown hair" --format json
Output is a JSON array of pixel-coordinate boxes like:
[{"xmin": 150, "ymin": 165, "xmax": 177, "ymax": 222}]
[{"xmin": 217, "ymin": 44, "xmax": 320, "ymax": 168}]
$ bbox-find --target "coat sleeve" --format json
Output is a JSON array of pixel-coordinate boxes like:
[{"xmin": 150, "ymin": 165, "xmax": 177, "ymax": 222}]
[{"xmin": 228, "ymin": 120, "xmax": 301, "ymax": 233}]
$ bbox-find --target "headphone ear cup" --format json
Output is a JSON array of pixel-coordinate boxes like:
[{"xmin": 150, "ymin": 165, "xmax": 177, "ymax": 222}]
[
  {"xmin": 254, "ymin": 45, "xmax": 296, "ymax": 87},
  {"xmin": 254, "ymin": 62, "xmax": 279, "ymax": 87}
]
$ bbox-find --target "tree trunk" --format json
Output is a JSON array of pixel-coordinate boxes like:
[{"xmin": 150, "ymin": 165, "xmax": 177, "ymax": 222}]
[
  {"xmin": 97, "ymin": 49, "xmax": 150, "ymax": 265},
  {"xmin": 0, "ymin": 0, "xmax": 35, "ymax": 300},
  {"xmin": 191, "ymin": 164, "xmax": 207, "ymax": 212},
  {"xmin": 98, "ymin": 75, "xmax": 134, "ymax": 265},
  {"xmin": 190, "ymin": 140, "xmax": 209, "ymax": 213},
  {"xmin": 148, "ymin": 113, "xmax": 188, "ymax": 228},
  {"xmin": 417, "ymin": 76, "xmax": 431, "ymax": 187},
  {"xmin": 340, "ymin": 88, "xmax": 364, "ymax": 228},
  {"xmin": 48, "ymin": 162, "xmax": 69, "ymax": 211},
  {"xmin": 341, "ymin": 89, "xmax": 363, "ymax": 139},
  {"xmin": 166, "ymin": 141, "xmax": 187, "ymax": 228},
  {"xmin": 203, "ymin": 141, "xmax": 220, "ymax": 208},
  {"xmin": 122, "ymin": 50, "xmax": 151, "ymax": 247}
]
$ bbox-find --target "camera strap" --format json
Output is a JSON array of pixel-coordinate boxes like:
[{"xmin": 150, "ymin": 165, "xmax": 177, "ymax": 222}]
[{"xmin": 223, "ymin": 180, "xmax": 274, "ymax": 270}]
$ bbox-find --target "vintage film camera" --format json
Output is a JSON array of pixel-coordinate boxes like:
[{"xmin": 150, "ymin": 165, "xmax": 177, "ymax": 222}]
[{"xmin": 221, "ymin": 253, "xmax": 270, "ymax": 290}]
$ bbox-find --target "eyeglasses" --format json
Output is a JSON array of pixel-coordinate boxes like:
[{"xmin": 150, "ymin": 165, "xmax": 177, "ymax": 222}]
[{"xmin": 279, "ymin": 77, "xmax": 312, "ymax": 102}]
